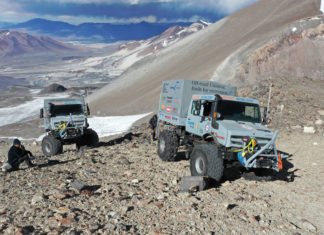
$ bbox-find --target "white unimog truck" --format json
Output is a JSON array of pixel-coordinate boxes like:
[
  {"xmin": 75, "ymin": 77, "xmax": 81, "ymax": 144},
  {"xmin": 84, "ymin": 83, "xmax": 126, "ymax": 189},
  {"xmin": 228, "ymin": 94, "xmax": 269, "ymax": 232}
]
[{"xmin": 157, "ymin": 80, "xmax": 285, "ymax": 181}]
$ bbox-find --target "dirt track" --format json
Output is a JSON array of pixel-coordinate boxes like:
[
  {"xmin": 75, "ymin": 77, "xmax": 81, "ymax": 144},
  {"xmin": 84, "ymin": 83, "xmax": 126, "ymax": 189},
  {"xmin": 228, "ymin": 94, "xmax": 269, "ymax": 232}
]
[{"xmin": 0, "ymin": 125, "xmax": 323, "ymax": 234}]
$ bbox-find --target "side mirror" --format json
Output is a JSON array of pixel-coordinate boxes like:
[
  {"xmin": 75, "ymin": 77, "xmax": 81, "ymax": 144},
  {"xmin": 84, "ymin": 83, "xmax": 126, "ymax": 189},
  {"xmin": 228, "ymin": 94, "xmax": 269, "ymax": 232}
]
[
  {"xmin": 211, "ymin": 112, "xmax": 221, "ymax": 129},
  {"xmin": 86, "ymin": 104, "xmax": 90, "ymax": 115},
  {"xmin": 213, "ymin": 112, "xmax": 221, "ymax": 119},
  {"xmin": 261, "ymin": 107, "xmax": 271, "ymax": 124},
  {"xmin": 262, "ymin": 117, "xmax": 271, "ymax": 125},
  {"xmin": 40, "ymin": 108, "xmax": 44, "ymax": 118}
]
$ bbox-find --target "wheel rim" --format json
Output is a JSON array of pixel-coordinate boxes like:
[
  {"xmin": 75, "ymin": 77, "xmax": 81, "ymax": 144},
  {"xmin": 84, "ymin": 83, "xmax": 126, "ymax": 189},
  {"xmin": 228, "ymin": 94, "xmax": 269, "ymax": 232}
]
[
  {"xmin": 45, "ymin": 142, "xmax": 51, "ymax": 153},
  {"xmin": 195, "ymin": 156, "xmax": 205, "ymax": 175},
  {"xmin": 159, "ymin": 139, "xmax": 166, "ymax": 153}
]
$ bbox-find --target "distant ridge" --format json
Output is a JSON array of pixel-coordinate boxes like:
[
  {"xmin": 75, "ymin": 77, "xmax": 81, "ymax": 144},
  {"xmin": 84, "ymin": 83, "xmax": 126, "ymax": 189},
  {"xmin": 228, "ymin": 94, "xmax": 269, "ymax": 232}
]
[
  {"xmin": 0, "ymin": 29, "xmax": 78, "ymax": 57},
  {"xmin": 6, "ymin": 18, "xmax": 193, "ymax": 43}
]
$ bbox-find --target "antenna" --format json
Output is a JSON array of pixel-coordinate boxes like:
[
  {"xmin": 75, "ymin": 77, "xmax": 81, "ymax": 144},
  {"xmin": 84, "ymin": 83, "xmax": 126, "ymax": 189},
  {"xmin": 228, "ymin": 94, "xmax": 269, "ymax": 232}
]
[{"xmin": 266, "ymin": 83, "xmax": 272, "ymax": 118}]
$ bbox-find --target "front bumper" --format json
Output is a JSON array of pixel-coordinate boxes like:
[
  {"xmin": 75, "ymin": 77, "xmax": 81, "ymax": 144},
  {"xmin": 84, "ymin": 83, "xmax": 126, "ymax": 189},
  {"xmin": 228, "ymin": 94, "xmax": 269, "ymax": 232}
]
[{"xmin": 238, "ymin": 130, "xmax": 288, "ymax": 171}]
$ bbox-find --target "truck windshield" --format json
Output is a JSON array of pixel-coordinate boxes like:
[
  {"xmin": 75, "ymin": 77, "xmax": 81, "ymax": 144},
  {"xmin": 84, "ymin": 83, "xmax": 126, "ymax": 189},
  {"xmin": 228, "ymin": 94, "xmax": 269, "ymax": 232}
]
[
  {"xmin": 217, "ymin": 100, "xmax": 261, "ymax": 123},
  {"xmin": 51, "ymin": 104, "xmax": 83, "ymax": 116}
]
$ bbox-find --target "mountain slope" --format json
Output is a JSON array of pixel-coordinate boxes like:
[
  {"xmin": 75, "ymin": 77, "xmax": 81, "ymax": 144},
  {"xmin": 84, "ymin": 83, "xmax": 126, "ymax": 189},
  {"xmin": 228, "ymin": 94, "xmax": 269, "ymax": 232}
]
[
  {"xmin": 88, "ymin": 0, "xmax": 322, "ymax": 116},
  {"xmin": 77, "ymin": 20, "xmax": 210, "ymax": 79},
  {"xmin": 0, "ymin": 30, "xmax": 78, "ymax": 57},
  {"xmin": 8, "ymin": 18, "xmax": 192, "ymax": 43}
]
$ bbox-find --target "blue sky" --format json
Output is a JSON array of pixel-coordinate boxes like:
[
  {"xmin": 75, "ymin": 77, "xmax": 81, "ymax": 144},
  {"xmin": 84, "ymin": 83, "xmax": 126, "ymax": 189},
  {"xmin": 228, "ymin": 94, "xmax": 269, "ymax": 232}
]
[{"xmin": 0, "ymin": 0, "xmax": 258, "ymax": 24}]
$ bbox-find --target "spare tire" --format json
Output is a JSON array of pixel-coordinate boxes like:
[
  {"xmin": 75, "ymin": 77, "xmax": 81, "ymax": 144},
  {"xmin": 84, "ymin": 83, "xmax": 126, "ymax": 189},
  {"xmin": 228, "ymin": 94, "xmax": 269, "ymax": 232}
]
[{"xmin": 42, "ymin": 135, "xmax": 62, "ymax": 157}]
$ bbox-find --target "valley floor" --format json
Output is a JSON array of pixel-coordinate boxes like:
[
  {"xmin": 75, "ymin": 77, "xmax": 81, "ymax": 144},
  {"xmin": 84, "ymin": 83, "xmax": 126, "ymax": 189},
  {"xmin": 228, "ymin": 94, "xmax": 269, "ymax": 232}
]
[{"xmin": 0, "ymin": 126, "xmax": 323, "ymax": 234}]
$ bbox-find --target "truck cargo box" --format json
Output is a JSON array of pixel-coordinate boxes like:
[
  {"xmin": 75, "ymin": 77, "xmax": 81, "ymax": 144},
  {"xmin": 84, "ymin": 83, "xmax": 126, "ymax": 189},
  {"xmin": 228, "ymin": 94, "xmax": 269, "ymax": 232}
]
[{"xmin": 158, "ymin": 80, "xmax": 237, "ymax": 126}]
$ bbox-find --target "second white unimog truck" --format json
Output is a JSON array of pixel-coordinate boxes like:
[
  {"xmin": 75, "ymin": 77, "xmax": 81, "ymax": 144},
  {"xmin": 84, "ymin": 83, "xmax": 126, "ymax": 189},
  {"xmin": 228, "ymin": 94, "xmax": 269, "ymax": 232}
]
[{"xmin": 157, "ymin": 80, "xmax": 285, "ymax": 181}]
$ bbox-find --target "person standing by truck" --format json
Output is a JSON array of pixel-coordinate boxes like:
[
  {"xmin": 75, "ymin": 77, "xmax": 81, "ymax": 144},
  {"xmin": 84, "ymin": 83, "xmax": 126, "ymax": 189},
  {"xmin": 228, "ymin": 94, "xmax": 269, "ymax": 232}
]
[{"xmin": 149, "ymin": 114, "xmax": 158, "ymax": 141}]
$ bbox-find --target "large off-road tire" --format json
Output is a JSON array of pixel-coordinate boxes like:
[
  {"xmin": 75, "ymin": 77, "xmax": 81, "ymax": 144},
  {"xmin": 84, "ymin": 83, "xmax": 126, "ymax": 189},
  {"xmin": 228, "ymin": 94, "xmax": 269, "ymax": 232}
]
[
  {"xmin": 190, "ymin": 144, "xmax": 224, "ymax": 181},
  {"xmin": 84, "ymin": 129, "xmax": 99, "ymax": 147},
  {"xmin": 158, "ymin": 130, "xmax": 179, "ymax": 161},
  {"xmin": 42, "ymin": 135, "xmax": 63, "ymax": 157},
  {"xmin": 76, "ymin": 129, "xmax": 99, "ymax": 151}
]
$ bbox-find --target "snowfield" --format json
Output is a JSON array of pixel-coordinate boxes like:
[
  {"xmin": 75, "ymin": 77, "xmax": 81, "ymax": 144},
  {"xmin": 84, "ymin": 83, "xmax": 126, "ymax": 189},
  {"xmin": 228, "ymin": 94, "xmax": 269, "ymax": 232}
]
[
  {"xmin": 0, "ymin": 94, "xmax": 68, "ymax": 127},
  {"xmin": 321, "ymin": 0, "xmax": 324, "ymax": 13},
  {"xmin": 87, "ymin": 113, "xmax": 151, "ymax": 138},
  {"xmin": 0, "ymin": 97, "xmax": 49, "ymax": 127}
]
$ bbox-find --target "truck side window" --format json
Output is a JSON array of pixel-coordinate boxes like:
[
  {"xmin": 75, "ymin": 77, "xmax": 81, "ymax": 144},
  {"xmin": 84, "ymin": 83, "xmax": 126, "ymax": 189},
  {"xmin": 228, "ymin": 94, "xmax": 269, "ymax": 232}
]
[
  {"xmin": 202, "ymin": 101, "xmax": 212, "ymax": 117},
  {"xmin": 191, "ymin": 101, "xmax": 200, "ymax": 116}
]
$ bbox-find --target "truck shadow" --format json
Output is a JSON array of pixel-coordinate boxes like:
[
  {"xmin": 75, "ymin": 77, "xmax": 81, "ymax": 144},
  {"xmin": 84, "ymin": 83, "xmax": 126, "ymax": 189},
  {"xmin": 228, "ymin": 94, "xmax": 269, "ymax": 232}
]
[
  {"xmin": 98, "ymin": 132, "xmax": 142, "ymax": 147},
  {"xmin": 208, "ymin": 155, "xmax": 298, "ymax": 189},
  {"xmin": 37, "ymin": 159, "xmax": 78, "ymax": 169}
]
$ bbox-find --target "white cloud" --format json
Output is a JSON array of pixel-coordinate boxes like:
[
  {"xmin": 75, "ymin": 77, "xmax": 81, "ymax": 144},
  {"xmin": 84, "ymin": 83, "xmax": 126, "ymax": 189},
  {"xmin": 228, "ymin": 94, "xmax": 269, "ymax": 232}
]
[
  {"xmin": 0, "ymin": 0, "xmax": 258, "ymax": 24},
  {"xmin": 216, "ymin": 0, "xmax": 258, "ymax": 14},
  {"xmin": 54, "ymin": 15, "xmax": 157, "ymax": 24}
]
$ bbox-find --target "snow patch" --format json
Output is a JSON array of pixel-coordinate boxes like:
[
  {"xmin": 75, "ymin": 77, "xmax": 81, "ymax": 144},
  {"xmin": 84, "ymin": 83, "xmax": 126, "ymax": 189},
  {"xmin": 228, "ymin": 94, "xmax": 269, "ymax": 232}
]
[
  {"xmin": 321, "ymin": 0, "xmax": 324, "ymax": 14},
  {"xmin": 0, "ymin": 94, "xmax": 67, "ymax": 127},
  {"xmin": 87, "ymin": 113, "xmax": 151, "ymax": 138},
  {"xmin": 292, "ymin": 27, "xmax": 297, "ymax": 32}
]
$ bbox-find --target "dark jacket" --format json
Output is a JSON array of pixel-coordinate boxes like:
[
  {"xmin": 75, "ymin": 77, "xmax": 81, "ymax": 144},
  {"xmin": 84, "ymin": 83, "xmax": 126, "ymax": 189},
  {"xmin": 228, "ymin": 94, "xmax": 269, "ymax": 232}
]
[
  {"xmin": 8, "ymin": 145, "xmax": 27, "ymax": 165},
  {"xmin": 149, "ymin": 116, "xmax": 157, "ymax": 130}
]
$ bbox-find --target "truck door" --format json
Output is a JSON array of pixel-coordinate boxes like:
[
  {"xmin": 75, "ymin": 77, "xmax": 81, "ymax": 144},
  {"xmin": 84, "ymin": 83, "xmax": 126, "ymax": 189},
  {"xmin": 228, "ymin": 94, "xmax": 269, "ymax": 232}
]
[
  {"xmin": 186, "ymin": 100, "xmax": 201, "ymax": 136},
  {"xmin": 199, "ymin": 100, "xmax": 213, "ymax": 136},
  {"xmin": 186, "ymin": 100, "xmax": 213, "ymax": 136}
]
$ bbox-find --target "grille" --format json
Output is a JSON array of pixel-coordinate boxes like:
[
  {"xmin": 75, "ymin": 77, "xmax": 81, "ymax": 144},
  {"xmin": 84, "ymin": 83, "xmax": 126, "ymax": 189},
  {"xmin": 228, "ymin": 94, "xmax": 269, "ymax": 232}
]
[{"xmin": 231, "ymin": 136, "xmax": 272, "ymax": 148}]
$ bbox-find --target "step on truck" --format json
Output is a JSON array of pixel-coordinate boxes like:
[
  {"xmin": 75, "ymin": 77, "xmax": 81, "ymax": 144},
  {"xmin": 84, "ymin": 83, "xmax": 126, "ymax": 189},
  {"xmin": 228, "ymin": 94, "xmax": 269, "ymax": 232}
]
[
  {"xmin": 40, "ymin": 98, "xmax": 99, "ymax": 156},
  {"xmin": 157, "ymin": 80, "xmax": 285, "ymax": 181}
]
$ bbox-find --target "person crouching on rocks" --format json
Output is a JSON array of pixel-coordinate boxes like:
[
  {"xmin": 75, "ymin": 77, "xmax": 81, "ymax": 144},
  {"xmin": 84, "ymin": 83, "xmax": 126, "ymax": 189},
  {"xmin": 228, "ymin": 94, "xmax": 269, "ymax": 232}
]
[
  {"xmin": 149, "ymin": 114, "xmax": 158, "ymax": 141},
  {"xmin": 1, "ymin": 139, "xmax": 38, "ymax": 172}
]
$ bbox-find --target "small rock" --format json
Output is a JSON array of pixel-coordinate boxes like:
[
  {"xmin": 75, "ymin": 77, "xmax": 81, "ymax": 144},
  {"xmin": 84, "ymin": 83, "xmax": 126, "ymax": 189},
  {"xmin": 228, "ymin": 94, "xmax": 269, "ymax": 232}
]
[
  {"xmin": 131, "ymin": 179, "xmax": 139, "ymax": 184},
  {"xmin": 105, "ymin": 222, "xmax": 116, "ymax": 230},
  {"xmin": 222, "ymin": 181, "xmax": 231, "ymax": 187},
  {"xmin": 0, "ymin": 207, "xmax": 6, "ymax": 215},
  {"xmin": 156, "ymin": 195, "xmax": 165, "ymax": 200},
  {"xmin": 301, "ymin": 219, "xmax": 317, "ymax": 232},
  {"xmin": 108, "ymin": 211, "xmax": 116, "ymax": 217},
  {"xmin": 59, "ymin": 217, "xmax": 74, "ymax": 225},
  {"xmin": 56, "ymin": 207, "xmax": 70, "ymax": 214},
  {"xmin": 291, "ymin": 125, "xmax": 302, "ymax": 130},
  {"xmin": 89, "ymin": 224, "xmax": 99, "ymax": 231},
  {"xmin": 172, "ymin": 178, "xmax": 178, "ymax": 185},
  {"xmin": 54, "ymin": 193, "xmax": 67, "ymax": 199},
  {"xmin": 317, "ymin": 110, "xmax": 324, "ymax": 116},
  {"xmin": 303, "ymin": 126, "xmax": 315, "ymax": 134},
  {"xmin": 31, "ymin": 193, "xmax": 45, "ymax": 205},
  {"xmin": 70, "ymin": 180, "xmax": 85, "ymax": 191},
  {"xmin": 248, "ymin": 215, "xmax": 259, "ymax": 223},
  {"xmin": 0, "ymin": 217, "xmax": 9, "ymax": 224},
  {"xmin": 121, "ymin": 206, "xmax": 134, "ymax": 213},
  {"xmin": 155, "ymin": 203, "xmax": 164, "ymax": 209}
]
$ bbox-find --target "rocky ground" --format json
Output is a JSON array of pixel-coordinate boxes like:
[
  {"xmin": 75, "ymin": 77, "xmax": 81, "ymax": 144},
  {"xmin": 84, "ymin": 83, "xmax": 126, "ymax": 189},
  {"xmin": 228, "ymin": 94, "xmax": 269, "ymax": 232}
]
[{"xmin": 0, "ymin": 122, "xmax": 323, "ymax": 235}]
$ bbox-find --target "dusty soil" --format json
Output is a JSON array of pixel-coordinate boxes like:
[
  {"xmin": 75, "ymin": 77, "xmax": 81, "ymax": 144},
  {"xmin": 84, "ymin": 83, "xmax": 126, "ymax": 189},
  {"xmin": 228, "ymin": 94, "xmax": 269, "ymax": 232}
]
[{"xmin": 0, "ymin": 124, "xmax": 323, "ymax": 235}]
